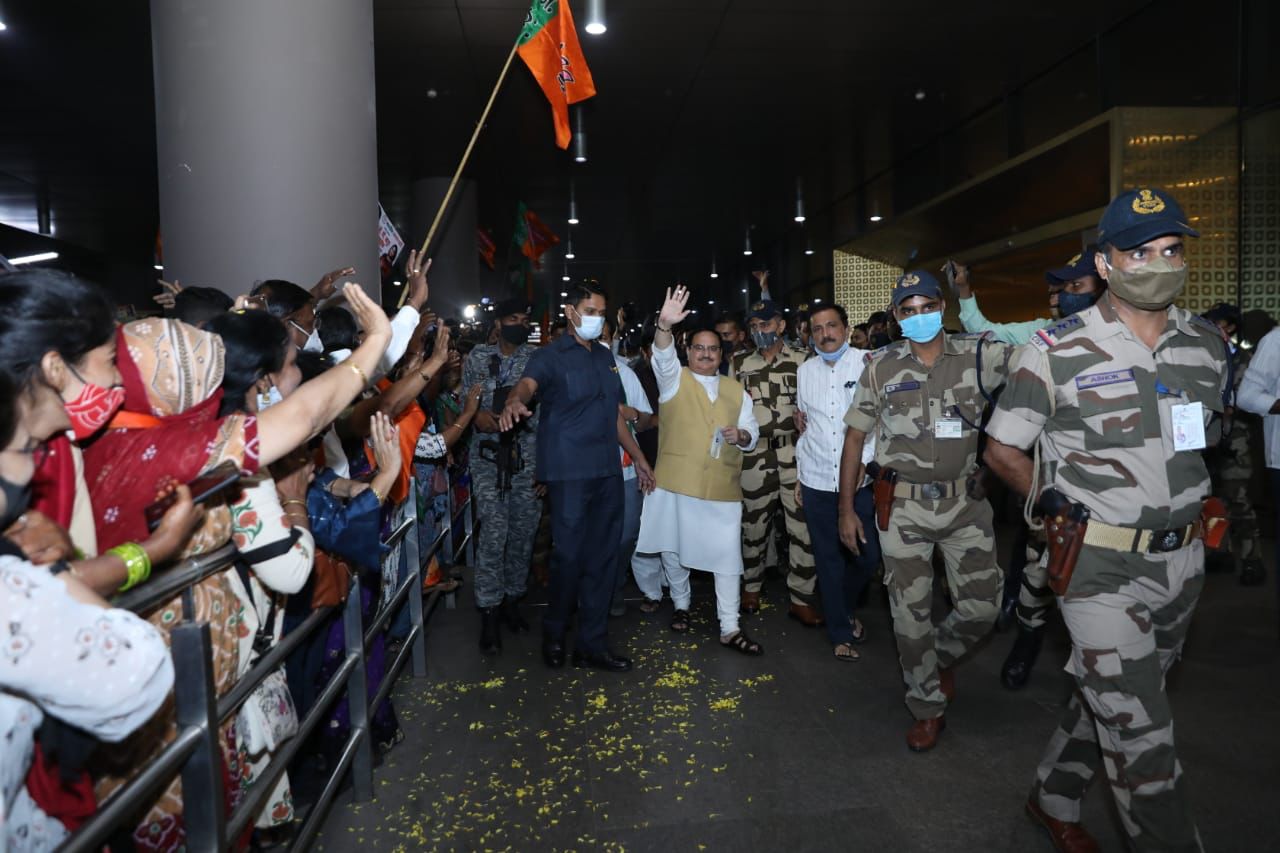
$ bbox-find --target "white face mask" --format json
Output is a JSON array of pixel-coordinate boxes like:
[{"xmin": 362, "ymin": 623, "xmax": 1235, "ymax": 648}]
[
  {"xmin": 573, "ymin": 311, "xmax": 605, "ymax": 341},
  {"xmin": 257, "ymin": 384, "xmax": 284, "ymax": 411},
  {"xmin": 292, "ymin": 320, "xmax": 323, "ymax": 353},
  {"xmin": 329, "ymin": 347, "xmax": 353, "ymax": 364}
]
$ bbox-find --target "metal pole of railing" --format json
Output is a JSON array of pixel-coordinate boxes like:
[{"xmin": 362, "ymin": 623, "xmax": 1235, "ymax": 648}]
[
  {"xmin": 463, "ymin": 478, "xmax": 478, "ymax": 567},
  {"xmin": 405, "ymin": 478, "xmax": 428, "ymax": 678},
  {"xmin": 170, "ymin": 622, "xmax": 226, "ymax": 852},
  {"xmin": 342, "ymin": 574, "xmax": 374, "ymax": 803}
]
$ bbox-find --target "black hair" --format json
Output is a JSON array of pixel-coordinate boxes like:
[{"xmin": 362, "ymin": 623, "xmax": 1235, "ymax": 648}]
[
  {"xmin": 867, "ymin": 310, "xmax": 888, "ymax": 326},
  {"xmin": 810, "ymin": 303, "xmax": 849, "ymax": 327},
  {"xmin": 250, "ymin": 279, "xmax": 313, "ymax": 320},
  {"xmin": 318, "ymin": 306, "xmax": 359, "ymax": 353},
  {"xmin": 854, "ymin": 322, "xmax": 870, "ymax": 333},
  {"xmin": 0, "ymin": 370, "xmax": 16, "ymax": 452},
  {"xmin": 714, "ymin": 311, "xmax": 744, "ymax": 332},
  {"xmin": 171, "ymin": 286, "xmax": 233, "ymax": 328},
  {"xmin": 295, "ymin": 351, "xmax": 333, "ymax": 383},
  {"xmin": 0, "ymin": 270, "xmax": 116, "ymax": 393},
  {"xmin": 565, "ymin": 280, "xmax": 607, "ymax": 309},
  {"xmin": 203, "ymin": 311, "xmax": 290, "ymax": 416}
]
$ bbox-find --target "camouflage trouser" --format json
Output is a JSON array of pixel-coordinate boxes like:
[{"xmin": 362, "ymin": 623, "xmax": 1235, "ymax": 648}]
[
  {"xmin": 1211, "ymin": 420, "xmax": 1262, "ymax": 563},
  {"xmin": 1032, "ymin": 541, "xmax": 1205, "ymax": 852},
  {"xmin": 471, "ymin": 458, "xmax": 539, "ymax": 609},
  {"xmin": 881, "ymin": 494, "xmax": 1000, "ymax": 719},
  {"xmin": 740, "ymin": 442, "xmax": 816, "ymax": 606},
  {"xmin": 1017, "ymin": 533, "xmax": 1053, "ymax": 631}
]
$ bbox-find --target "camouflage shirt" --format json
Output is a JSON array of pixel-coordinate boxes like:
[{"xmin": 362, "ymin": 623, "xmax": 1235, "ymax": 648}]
[
  {"xmin": 463, "ymin": 342, "xmax": 539, "ymax": 451},
  {"xmin": 986, "ymin": 297, "xmax": 1229, "ymax": 529},
  {"xmin": 844, "ymin": 332, "xmax": 1011, "ymax": 482},
  {"xmin": 730, "ymin": 344, "xmax": 807, "ymax": 445}
]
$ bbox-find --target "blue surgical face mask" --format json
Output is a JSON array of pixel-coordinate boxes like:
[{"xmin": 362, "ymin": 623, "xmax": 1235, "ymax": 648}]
[
  {"xmin": 751, "ymin": 330, "xmax": 778, "ymax": 350},
  {"xmin": 1057, "ymin": 289, "xmax": 1100, "ymax": 319},
  {"xmin": 898, "ymin": 311, "xmax": 943, "ymax": 343},
  {"xmin": 573, "ymin": 311, "xmax": 605, "ymax": 341},
  {"xmin": 818, "ymin": 341, "xmax": 849, "ymax": 363}
]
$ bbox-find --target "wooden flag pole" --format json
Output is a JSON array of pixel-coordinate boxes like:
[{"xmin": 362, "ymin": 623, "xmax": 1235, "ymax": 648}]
[{"xmin": 398, "ymin": 37, "xmax": 522, "ymax": 308}]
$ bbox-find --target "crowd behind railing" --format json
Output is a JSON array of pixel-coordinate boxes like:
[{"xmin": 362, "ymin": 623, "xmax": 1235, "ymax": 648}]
[{"xmin": 0, "ymin": 257, "xmax": 483, "ymax": 852}]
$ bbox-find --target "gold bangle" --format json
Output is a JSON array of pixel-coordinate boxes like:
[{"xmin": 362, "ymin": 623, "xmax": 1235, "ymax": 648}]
[
  {"xmin": 347, "ymin": 362, "xmax": 368, "ymax": 386},
  {"xmin": 281, "ymin": 498, "xmax": 307, "ymax": 509},
  {"xmin": 369, "ymin": 483, "xmax": 384, "ymax": 503}
]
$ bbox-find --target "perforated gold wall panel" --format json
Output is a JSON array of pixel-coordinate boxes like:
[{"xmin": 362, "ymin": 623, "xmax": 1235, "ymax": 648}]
[
  {"xmin": 1241, "ymin": 110, "xmax": 1280, "ymax": 318},
  {"xmin": 833, "ymin": 250, "xmax": 901, "ymax": 323},
  {"xmin": 1117, "ymin": 108, "xmax": 1238, "ymax": 315}
]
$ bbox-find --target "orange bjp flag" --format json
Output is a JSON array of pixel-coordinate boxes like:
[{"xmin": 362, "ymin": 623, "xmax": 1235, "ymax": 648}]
[{"xmin": 517, "ymin": 0, "xmax": 596, "ymax": 149}]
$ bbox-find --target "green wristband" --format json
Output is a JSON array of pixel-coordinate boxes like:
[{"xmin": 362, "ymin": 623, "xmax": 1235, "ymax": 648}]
[{"xmin": 111, "ymin": 542, "xmax": 152, "ymax": 592}]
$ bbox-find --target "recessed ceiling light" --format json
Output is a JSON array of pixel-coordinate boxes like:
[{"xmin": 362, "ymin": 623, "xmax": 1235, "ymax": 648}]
[
  {"xmin": 804, "ymin": 248, "xmax": 814, "ymax": 256},
  {"xmin": 869, "ymin": 214, "xmax": 883, "ymax": 223},
  {"xmin": 426, "ymin": 88, "xmax": 438, "ymax": 99},
  {"xmin": 914, "ymin": 89, "xmax": 926, "ymax": 101}
]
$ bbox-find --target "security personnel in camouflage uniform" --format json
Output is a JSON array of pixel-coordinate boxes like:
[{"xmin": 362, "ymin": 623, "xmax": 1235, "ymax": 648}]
[
  {"xmin": 1201, "ymin": 302, "xmax": 1265, "ymax": 586},
  {"xmin": 839, "ymin": 270, "xmax": 1010, "ymax": 752},
  {"xmin": 730, "ymin": 300, "xmax": 820, "ymax": 622},
  {"xmin": 463, "ymin": 298, "xmax": 539, "ymax": 654},
  {"xmin": 986, "ymin": 188, "xmax": 1227, "ymax": 852}
]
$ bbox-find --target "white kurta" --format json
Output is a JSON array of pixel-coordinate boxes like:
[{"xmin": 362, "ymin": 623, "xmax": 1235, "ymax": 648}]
[{"xmin": 635, "ymin": 341, "xmax": 759, "ymax": 576}]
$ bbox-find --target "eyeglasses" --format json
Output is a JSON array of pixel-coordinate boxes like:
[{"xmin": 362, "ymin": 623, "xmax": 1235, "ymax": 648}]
[{"xmin": 689, "ymin": 344, "xmax": 721, "ymax": 354}]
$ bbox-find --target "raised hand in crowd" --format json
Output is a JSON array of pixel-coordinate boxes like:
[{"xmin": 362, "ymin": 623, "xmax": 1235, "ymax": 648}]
[
  {"xmin": 656, "ymin": 285, "xmax": 692, "ymax": 341},
  {"xmin": 402, "ymin": 249, "xmax": 432, "ymax": 311},
  {"xmin": 152, "ymin": 277, "xmax": 182, "ymax": 310},
  {"xmin": 942, "ymin": 259, "xmax": 972, "ymax": 300},
  {"xmin": 256, "ymin": 282, "xmax": 391, "ymax": 465},
  {"xmin": 463, "ymin": 383, "xmax": 485, "ymax": 416},
  {"xmin": 752, "ymin": 270, "xmax": 771, "ymax": 297},
  {"xmin": 311, "ymin": 265, "xmax": 356, "ymax": 302},
  {"xmin": 367, "ymin": 410, "xmax": 402, "ymax": 505}
]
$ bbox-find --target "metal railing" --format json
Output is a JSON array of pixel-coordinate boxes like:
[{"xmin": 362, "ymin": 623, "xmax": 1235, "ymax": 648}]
[{"xmin": 61, "ymin": 472, "xmax": 477, "ymax": 853}]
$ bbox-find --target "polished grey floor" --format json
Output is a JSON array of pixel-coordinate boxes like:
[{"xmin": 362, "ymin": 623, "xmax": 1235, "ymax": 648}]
[{"xmin": 316, "ymin": 540, "xmax": 1280, "ymax": 852}]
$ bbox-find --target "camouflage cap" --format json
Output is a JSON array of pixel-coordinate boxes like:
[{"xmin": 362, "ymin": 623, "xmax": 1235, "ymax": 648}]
[
  {"xmin": 891, "ymin": 270, "xmax": 942, "ymax": 306},
  {"xmin": 1098, "ymin": 187, "xmax": 1199, "ymax": 251}
]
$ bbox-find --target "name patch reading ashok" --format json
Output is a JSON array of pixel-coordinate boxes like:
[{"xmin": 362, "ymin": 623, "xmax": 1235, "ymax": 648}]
[
  {"xmin": 885, "ymin": 381, "xmax": 921, "ymax": 394},
  {"xmin": 1074, "ymin": 369, "xmax": 1136, "ymax": 390}
]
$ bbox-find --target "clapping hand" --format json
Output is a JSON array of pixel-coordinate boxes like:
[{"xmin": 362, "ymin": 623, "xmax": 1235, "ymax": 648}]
[
  {"xmin": 153, "ymin": 278, "xmax": 183, "ymax": 311},
  {"xmin": 343, "ymin": 282, "xmax": 392, "ymax": 346}
]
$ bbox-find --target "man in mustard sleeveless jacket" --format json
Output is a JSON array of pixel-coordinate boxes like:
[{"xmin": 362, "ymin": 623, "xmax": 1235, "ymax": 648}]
[{"xmin": 633, "ymin": 286, "xmax": 764, "ymax": 655}]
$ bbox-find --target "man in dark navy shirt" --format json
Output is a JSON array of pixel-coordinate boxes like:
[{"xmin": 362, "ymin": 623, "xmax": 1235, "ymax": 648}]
[{"xmin": 500, "ymin": 281, "xmax": 655, "ymax": 671}]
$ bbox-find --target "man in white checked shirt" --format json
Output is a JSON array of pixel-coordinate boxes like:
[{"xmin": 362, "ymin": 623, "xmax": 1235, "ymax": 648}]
[{"xmin": 795, "ymin": 303, "xmax": 879, "ymax": 662}]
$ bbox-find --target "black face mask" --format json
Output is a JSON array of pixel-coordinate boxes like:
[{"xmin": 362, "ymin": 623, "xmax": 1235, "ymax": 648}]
[
  {"xmin": 499, "ymin": 324, "xmax": 531, "ymax": 345},
  {"xmin": 869, "ymin": 332, "xmax": 891, "ymax": 349},
  {"xmin": 0, "ymin": 476, "xmax": 32, "ymax": 532}
]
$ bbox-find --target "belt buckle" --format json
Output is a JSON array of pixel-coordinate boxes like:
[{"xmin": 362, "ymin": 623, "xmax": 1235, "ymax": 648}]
[
  {"xmin": 1148, "ymin": 528, "xmax": 1183, "ymax": 553},
  {"xmin": 920, "ymin": 482, "xmax": 943, "ymax": 500}
]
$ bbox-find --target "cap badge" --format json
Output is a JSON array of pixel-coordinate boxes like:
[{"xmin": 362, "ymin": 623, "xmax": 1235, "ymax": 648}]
[
  {"xmin": 1132, "ymin": 189, "xmax": 1166, "ymax": 215},
  {"xmin": 897, "ymin": 273, "xmax": 920, "ymax": 288},
  {"xmin": 1068, "ymin": 253, "xmax": 1081, "ymax": 265}
]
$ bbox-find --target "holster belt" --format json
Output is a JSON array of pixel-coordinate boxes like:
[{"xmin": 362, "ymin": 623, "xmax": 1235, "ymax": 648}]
[
  {"xmin": 892, "ymin": 477, "xmax": 967, "ymax": 501},
  {"xmin": 1082, "ymin": 519, "xmax": 1204, "ymax": 554},
  {"xmin": 767, "ymin": 434, "xmax": 793, "ymax": 450}
]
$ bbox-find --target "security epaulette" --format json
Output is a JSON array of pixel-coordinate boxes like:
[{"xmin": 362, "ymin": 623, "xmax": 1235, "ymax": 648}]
[
  {"xmin": 1029, "ymin": 314, "xmax": 1084, "ymax": 351},
  {"xmin": 863, "ymin": 343, "xmax": 894, "ymax": 364},
  {"xmin": 1189, "ymin": 312, "xmax": 1230, "ymax": 344}
]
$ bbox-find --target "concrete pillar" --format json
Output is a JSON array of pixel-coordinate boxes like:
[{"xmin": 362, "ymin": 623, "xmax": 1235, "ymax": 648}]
[
  {"xmin": 407, "ymin": 178, "xmax": 479, "ymax": 321},
  {"xmin": 151, "ymin": 0, "xmax": 380, "ymax": 300}
]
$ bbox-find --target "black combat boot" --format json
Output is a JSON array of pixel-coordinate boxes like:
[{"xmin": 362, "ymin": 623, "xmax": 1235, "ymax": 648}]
[
  {"xmin": 479, "ymin": 607, "xmax": 502, "ymax": 656},
  {"xmin": 500, "ymin": 597, "xmax": 530, "ymax": 633},
  {"xmin": 1001, "ymin": 625, "xmax": 1044, "ymax": 690}
]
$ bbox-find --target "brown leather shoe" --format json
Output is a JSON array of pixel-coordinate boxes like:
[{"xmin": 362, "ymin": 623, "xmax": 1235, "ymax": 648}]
[
  {"xmin": 740, "ymin": 590, "xmax": 761, "ymax": 614},
  {"xmin": 939, "ymin": 667, "xmax": 956, "ymax": 703},
  {"xmin": 906, "ymin": 716, "xmax": 945, "ymax": 752},
  {"xmin": 1025, "ymin": 796, "xmax": 1100, "ymax": 853},
  {"xmin": 787, "ymin": 602, "xmax": 825, "ymax": 627}
]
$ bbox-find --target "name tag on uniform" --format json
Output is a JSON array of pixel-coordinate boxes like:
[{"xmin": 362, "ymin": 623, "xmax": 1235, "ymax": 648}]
[
  {"xmin": 934, "ymin": 418, "xmax": 963, "ymax": 439},
  {"xmin": 710, "ymin": 429, "xmax": 724, "ymax": 459},
  {"xmin": 885, "ymin": 381, "xmax": 920, "ymax": 394},
  {"xmin": 1171, "ymin": 402, "xmax": 1206, "ymax": 451}
]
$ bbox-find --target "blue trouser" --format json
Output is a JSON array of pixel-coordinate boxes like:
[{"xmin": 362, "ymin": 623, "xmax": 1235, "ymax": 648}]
[
  {"xmin": 545, "ymin": 474, "xmax": 624, "ymax": 655},
  {"xmin": 801, "ymin": 484, "xmax": 881, "ymax": 646},
  {"xmin": 613, "ymin": 476, "xmax": 643, "ymax": 601}
]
